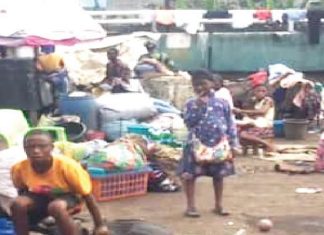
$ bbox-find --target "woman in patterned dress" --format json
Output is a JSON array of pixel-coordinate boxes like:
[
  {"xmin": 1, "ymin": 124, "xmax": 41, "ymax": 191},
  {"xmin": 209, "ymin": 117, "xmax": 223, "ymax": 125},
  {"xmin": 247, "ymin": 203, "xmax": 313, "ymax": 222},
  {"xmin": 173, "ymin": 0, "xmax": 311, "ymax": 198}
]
[{"xmin": 178, "ymin": 70, "xmax": 240, "ymax": 218}]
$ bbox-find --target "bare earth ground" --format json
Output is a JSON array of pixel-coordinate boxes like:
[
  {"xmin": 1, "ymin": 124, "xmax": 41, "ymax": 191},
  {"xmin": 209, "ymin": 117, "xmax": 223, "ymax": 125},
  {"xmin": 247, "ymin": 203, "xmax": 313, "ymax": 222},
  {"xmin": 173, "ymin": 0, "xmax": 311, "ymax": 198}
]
[{"xmin": 84, "ymin": 133, "xmax": 324, "ymax": 235}]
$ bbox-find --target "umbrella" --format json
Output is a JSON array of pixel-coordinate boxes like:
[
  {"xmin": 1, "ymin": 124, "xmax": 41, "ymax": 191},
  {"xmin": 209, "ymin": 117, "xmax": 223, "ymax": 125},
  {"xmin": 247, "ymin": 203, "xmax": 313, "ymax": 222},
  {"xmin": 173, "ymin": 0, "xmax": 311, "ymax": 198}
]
[{"xmin": 0, "ymin": 0, "xmax": 106, "ymax": 46}]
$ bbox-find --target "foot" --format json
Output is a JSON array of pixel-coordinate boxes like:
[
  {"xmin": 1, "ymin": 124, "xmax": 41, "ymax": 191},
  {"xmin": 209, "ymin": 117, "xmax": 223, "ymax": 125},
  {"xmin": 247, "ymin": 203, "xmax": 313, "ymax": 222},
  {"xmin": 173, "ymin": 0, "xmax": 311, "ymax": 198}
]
[
  {"xmin": 184, "ymin": 208, "xmax": 200, "ymax": 218},
  {"xmin": 265, "ymin": 144, "xmax": 278, "ymax": 153},
  {"xmin": 213, "ymin": 207, "xmax": 230, "ymax": 216}
]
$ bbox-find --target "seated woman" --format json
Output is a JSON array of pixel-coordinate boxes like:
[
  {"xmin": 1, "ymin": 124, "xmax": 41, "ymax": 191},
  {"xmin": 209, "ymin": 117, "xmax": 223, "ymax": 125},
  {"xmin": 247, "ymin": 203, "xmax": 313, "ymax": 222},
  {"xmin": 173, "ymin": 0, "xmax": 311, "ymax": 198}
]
[
  {"xmin": 234, "ymin": 84, "xmax": 276, "ymax": 152},
  {"xmin": 134, "ymin": 41, "xmax": 175, "ymax": 78}
]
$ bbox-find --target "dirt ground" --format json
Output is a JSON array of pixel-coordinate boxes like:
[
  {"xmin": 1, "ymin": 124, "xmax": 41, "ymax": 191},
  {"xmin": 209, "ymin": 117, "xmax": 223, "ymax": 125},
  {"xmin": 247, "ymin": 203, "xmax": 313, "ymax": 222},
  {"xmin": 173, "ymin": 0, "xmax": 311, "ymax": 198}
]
[{"xmin": 85, "ymin": 133, "xmax": 324, "ymax": 235}]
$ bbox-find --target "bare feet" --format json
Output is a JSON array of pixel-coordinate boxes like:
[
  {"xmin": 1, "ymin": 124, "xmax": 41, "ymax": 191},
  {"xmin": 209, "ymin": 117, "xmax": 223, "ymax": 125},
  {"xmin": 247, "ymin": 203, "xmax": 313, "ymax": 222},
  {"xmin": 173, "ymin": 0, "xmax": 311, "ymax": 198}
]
[{"xmin": 265, "ymin": 144, "xmax": 278, "ymax": 153}]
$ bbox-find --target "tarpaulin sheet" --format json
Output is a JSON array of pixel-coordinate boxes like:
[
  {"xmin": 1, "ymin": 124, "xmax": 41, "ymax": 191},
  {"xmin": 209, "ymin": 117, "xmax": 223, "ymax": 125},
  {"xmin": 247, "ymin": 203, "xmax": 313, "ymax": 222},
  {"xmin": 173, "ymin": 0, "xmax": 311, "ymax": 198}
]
[{"xmin": 0, "ymin": 0, "xmax": 105, "ymax": 46}]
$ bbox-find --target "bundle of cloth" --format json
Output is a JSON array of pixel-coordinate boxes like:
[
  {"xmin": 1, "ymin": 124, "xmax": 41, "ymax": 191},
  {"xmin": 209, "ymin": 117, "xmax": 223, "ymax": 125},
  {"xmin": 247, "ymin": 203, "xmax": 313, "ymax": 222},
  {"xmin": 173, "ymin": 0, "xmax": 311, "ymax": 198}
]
[
  {"xmin": 54, "ymin": 138, "xmax": 147, "ymax": 172},
  {"xmin": 268, "ymin": 64, "xmax": 321, "ymax": 121},
  {"xmin": 0, "ymin": 147, "xmax": 27, "ymax": 216},
  {"xmin": 245, "ymin": 64, "xmax": 322, "ymax": 121}
]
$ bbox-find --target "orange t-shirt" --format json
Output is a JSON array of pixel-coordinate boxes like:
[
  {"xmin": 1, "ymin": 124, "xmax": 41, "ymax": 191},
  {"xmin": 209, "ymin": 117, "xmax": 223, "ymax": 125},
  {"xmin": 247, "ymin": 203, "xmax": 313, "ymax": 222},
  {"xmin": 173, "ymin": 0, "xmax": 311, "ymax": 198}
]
[
  {"xmin": 11, "ymin": 156, "xmax": 91, "ymax": 196},
  {"xmin": 37, "ymin": 53, "xmax": 64, "ymax": 73}
]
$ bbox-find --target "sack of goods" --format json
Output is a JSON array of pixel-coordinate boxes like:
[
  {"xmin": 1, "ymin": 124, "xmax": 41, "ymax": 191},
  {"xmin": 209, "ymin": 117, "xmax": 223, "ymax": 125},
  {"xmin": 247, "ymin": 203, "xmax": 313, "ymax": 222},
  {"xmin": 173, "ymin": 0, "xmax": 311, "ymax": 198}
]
[
  {"xmin": 97, "ymin": 93, "xmax": 157, "ymax": 122},
  {"xmin": 86, "ymin": 141, "xmax": 147, "ymax": 172}
]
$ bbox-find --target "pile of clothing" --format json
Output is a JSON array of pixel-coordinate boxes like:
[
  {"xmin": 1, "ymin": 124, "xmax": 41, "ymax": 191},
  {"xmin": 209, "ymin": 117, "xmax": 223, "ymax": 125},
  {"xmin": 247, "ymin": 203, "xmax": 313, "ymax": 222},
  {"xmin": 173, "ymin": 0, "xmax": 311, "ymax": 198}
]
[
  {"xmin": 268, "ymin": 64, "xmax": 321, "ymax": 121},
  {"xmin": 247, "ymin": 64, "xmax": 322, "ymax": 122}
]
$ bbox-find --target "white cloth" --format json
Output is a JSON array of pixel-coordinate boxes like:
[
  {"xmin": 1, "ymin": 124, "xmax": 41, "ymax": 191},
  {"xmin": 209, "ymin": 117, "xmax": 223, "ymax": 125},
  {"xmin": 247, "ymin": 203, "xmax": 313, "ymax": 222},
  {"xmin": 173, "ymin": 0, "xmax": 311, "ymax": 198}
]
[
  {"xmin": 268, "ymin": 63, "xmax": 314, "ymax": 89},
  {"xmin": 0, "ymin": 109, "xmax": 29, "ymax": 146},
  {"xmin": 230, "ymin": 10, "xmax": 254, "ymax": 29},
  {"xmin": 280, "ymin": 72, "xmax": 313, "ymax": 89},
  {"xmin": 0, "ymin": 0, "xmax": 106, "ymax": 41},
  {"xmin": 0, "ymin": 147, "xmax": 27, "ymax": 198},
  {"xmin": 268, "ymin": 63, "xmax": 295, "ymax": 81},
  {"xmin": 174, "ymin": 10, "xmax": 206, "ymax": 34},
  {"xmin": 271, "ymin": 10, "xmax": 285, "ymax": 23},
  {"xmin": 0, "ymin": 195, "xmax": 12, "ymax": 215},
  {"xmin": 214, "ymin": 87, "xmax": 234, "ymax": 109}
]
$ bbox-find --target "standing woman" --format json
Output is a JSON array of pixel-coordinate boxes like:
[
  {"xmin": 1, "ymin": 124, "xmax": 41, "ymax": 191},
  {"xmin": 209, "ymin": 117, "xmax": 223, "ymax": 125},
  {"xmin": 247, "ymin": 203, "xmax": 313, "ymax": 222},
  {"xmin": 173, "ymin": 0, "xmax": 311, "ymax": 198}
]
[{"xmin": 178, "ymin": 70, "xmax": 240, "ymax": 218}]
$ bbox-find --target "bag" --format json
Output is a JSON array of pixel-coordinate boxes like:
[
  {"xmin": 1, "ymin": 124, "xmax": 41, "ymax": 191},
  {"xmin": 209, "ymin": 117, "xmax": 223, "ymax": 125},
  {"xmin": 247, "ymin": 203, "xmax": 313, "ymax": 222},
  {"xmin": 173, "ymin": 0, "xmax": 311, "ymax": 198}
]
[
  {"xmin": 97, "ymin": 93, "xmax": 157, "ymax": 122},
  {"xmin": 193, "ymin": 136, "xmax": 231, "ymax": 164}
]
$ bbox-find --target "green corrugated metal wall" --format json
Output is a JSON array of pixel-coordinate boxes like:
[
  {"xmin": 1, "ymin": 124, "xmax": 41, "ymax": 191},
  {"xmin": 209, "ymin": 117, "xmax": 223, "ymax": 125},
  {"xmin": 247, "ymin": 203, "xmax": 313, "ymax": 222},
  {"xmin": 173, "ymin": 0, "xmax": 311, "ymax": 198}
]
[{"xmin": 159, "ymin": 32, "xmax": 324, "ymax": 72}]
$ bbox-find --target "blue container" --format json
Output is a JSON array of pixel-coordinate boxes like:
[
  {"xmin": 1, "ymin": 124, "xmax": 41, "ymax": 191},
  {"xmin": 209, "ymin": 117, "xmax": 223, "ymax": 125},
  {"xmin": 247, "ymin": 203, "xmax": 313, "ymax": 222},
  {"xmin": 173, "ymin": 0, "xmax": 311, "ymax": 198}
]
[
  {"xmin": 273, "ymin": 120, "xmax": 285, "ymax": 137},
  {"xmin": 58, "ymin": 94, "xmax": 98, "ymax": 130},
  {"xmin": 0, "ymin": 218, "xmax": 15, "ymax": 235}
]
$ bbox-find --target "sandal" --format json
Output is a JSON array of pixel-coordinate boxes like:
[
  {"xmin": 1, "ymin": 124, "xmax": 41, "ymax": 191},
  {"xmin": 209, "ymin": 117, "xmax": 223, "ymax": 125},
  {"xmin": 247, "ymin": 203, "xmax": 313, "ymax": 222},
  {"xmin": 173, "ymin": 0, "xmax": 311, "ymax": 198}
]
[
  {"xmin": 213, "ymin": 208, "xmax": 230, "ymax": 216},
  {"xmin": 184, "ymin": 209, "xmax": 201, "ymax": 218}
]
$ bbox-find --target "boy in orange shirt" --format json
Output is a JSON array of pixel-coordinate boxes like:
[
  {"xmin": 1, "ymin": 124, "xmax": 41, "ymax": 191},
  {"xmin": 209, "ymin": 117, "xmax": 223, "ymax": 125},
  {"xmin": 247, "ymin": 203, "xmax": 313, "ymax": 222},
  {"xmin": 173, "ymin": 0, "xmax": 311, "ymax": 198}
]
[{"xmin": 10, "ymin": 130, "xmax": 109, "ymax": 235}]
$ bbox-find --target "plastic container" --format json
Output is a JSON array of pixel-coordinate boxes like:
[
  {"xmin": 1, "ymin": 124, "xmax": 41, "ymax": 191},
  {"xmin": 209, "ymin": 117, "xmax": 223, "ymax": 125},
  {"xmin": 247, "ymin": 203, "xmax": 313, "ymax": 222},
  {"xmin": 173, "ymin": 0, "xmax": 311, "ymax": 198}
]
[
  {"xmin": 273, "ymin": 120, "xmax": 285, "ymax": 137},
  {"xmin": 127, "ymin": 124, "xmax": 150, "ymax": 137},
  {"xmin": 28, "ymin": 126, "xmax": 67, "ymax": 142},
  {"xmin": 58, "ymin": 93, "xmax": 98, "ymax": 130},
  {"xmin": 91, "ymin": 167, "xmax": 150, "ymax": 202},
  {"xmin": 284, "ymin": 119, "xmax": 309, "ymax": 140},
  {"xmin": 55, "ymin": 122, "xmax": 87, "ymax": 142},
  {"xmin": 0, "ymin": 218, "xmax": 15, "ymax": 235}
]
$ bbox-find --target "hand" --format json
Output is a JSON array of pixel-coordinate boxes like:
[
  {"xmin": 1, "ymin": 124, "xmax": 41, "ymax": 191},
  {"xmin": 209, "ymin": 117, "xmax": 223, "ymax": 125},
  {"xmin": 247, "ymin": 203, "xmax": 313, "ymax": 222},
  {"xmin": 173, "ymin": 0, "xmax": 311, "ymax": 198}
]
[
  {"xmin": 196, "ymin": 96, "xmax": 208, "ymax": 106},
  {"xmin": 112, "ymin": 77, "xmax": 123, "ymax": 85},
  {"xmin": 232, "ymin": 107, "xmax": 241, "ymax": 114},
  {"xmin": 231, "ymin": 147, "xmax": 243, "ymax": 158},
  {"xmin": 93, "ymin": 225, "xmax": 110, "ymax": 235}
]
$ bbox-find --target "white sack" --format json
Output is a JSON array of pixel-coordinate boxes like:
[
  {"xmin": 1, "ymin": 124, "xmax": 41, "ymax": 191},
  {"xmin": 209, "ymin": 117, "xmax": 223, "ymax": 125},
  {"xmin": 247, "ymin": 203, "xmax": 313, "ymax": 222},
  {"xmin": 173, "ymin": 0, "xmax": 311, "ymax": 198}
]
[{"xmin": 97, "ymin": 93, "xmax": 157, "ymax": 122}]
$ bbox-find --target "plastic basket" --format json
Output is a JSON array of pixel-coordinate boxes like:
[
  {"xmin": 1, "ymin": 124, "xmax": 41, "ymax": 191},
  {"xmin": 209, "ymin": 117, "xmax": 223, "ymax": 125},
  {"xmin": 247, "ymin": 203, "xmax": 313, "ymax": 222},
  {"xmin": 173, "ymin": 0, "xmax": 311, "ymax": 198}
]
[
  {"xmin": 91, "ymin": 168, "xmax": 150, "ymax": 202},
  {"xmin": 27, "ymin": 126, "xmax": 67, "ymax": 142}
]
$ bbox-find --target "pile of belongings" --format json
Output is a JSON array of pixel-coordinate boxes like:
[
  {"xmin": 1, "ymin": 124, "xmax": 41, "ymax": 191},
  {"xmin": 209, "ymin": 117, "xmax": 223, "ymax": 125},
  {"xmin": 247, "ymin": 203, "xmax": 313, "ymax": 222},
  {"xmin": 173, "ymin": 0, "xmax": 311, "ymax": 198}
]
[
  {"xmin": 246, "ymin": 64, "xmax": 321, "ymax": 121},
  {"xmin": 54, "ymin": 137, "xmax": 147, "ymax": 173}
]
